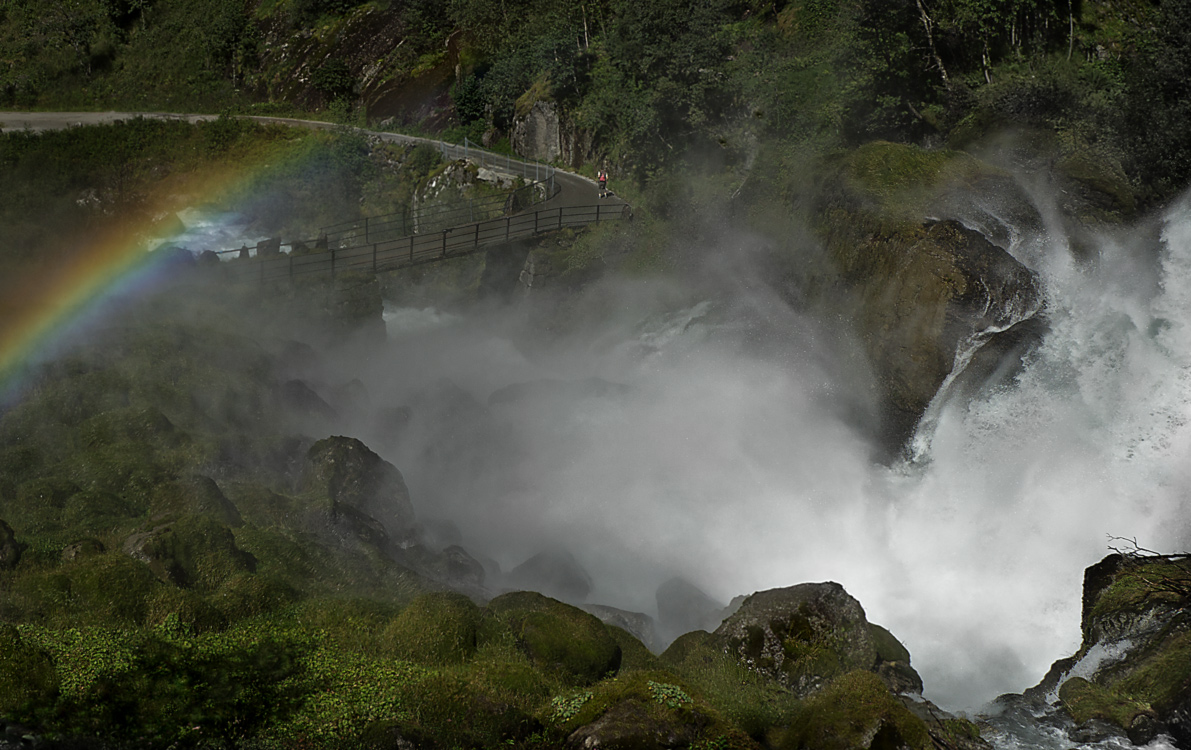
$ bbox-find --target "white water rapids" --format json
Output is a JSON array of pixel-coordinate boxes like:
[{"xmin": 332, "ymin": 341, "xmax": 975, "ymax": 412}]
[{"xmin": 360, "ymin": 190, "xmax": 1191, "ymax": 723}]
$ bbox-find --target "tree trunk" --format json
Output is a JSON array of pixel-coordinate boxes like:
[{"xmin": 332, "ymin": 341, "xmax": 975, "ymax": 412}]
[{"xmin": 915, "ymin": 0, "xmax": 950, "ymax": 87}]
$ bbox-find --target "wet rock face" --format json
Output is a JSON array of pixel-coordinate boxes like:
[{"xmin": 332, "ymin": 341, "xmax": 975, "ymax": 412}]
[
  {"xmin": 812, "ymin": 142, "xmax": 1045, "ymax": 454},
  {"xmin": 582, "ymin": 604, "xmax": 661, "ymax": 653},
  {"xmin": 302, "ymin": 435, "xmax": 417, "ymax": 542},
  {"xmin": 1038, "ymin": 553, "xmax": 1191, "ymax": 746},
  {"xmin": 830, "ymin": 219, "xmax": 1043, "ymax": 451}
]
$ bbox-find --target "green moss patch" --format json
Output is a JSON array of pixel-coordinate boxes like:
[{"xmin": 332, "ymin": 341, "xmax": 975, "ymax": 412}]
[
  {"xmin": 0, "ymin": 623, "xmax": 59, "ymax": 723},
  {"xmin": 663, "ymin": 630, "xmax": 801, "ymax": 739},
  {"xmin": 487, "ymin": 591, "xmax": 622, "ymax": 686},
  {"xmin": 381, "ymin": 591, "xmax": 482, "ymax": 665},
  {"xmin": 780, "ymin": 670, "xmax": 933, "ymax": 750},
  {"xmin": 1115, "ymin": 629, "xmax": 1191, "ymax": 714},
  {"xmin": 837, "ymin": 141, "xmax": 1001, "ymax": 222},
  {"xmin": 1090, "ymin": 560, "xmax": 1191, "ymax": 623},
  {"xmin": 1059, "ymin": 676, "xmax": 1153, "ymax": 730}
]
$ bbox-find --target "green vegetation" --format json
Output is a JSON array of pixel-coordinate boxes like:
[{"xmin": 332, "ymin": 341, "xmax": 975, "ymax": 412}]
[
  {"xmin": 1088, "ymin": 558, "xmax": 1191, "ymax": 623},
  {"xmin": 1058, "ymin": 676, "xmax": 1153, "ymax": 730},
  {"xmin": 0, "ymin": 0, "xmax": 1186, "ymax": 211},
  {"xmin": 779, "ymin": 670, "xmax": 933, "ymax": 750}
]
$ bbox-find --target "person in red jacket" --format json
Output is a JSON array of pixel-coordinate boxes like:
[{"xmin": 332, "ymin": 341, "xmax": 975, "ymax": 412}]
[{"xmin": 597, "ymin": 169, "xmax": 608, "ymax": 199}]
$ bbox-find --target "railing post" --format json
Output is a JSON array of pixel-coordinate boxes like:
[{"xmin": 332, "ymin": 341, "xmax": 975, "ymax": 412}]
[
  {"xmin": 441, "ymin": 229, "xmax": 448, "ymax": 258},
  {"xmin": 506, "ymin": 216, "xmax": 510, "ymax": 243},
  {"xmin": 558, "ymin": 206, "xmax": 563, "ymax": 230},
  {"xmin": 534, "ymin": 210, "xmax": 538, "ymax": 234},
  {"xmin": 597, "ymin": 202, "xmax": 601, "ymax": 222},
  {"xmin": 409, "ymin": 234, "xmax": 414, "ymax": 263},
  {"xmin": 365, "ymin": 216, "xmax": 370, "ymax": 245},
  {"xmin": 330, "ymin": 248, "xmax": 336, "ymax": 279},
  {"xmin": 474, "ymin": 223, "xmax": 479, "ymax": 248},
  {"xmin": 372, "ymin": 243, "xmax": 377, "ymax": 273}
]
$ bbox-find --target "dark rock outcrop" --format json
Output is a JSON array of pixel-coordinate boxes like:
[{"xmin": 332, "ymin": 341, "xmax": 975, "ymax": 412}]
[
  {"xmin": 507, "ymin": 550, "xmax": 592, "ymax": 603},
  {"xmin": 301, "ymin": 436, "xmax": 417, "ymax": 544},
  {"xmin": 812, "ymin": 142, "xmax": 1045, "ymax": 454},
  {"xmin": 0, "ymin": 520, "xmax": 24, "ymax": 570},
  {"xmin": 1032, "ymin": 553, "xmax": 1191, "ymax": 747},
  {"xmin": 656, "ymin": 577, "xmax": 729, "ymax": 641}
]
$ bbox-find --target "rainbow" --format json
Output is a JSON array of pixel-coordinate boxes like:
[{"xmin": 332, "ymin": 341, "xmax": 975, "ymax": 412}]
[{"xmin": 0, "ymin": 120, "xmax": 317, "ymax": 409}]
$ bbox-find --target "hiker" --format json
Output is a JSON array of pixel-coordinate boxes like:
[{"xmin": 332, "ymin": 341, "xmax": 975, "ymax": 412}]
[{"xmin": 597, "ymin": 169, "xmax": 608, "ymax": 199}]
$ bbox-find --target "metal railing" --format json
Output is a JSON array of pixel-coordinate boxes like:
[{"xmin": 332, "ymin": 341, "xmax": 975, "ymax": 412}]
[
  {"xmin": 315, "ymin": 137, "xmax": 558, "ymax": 248},
  {"xmin": 318, "ymin": 178, "xmax": 554, "ymax": 248},
  {"xmin": 219, "ymin": 203, "xmax": 632, "ymax": 283}
]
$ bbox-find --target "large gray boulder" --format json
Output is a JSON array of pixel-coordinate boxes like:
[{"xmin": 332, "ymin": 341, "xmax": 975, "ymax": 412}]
[
  {"xmin": 714, "ymin": 582, "xmax": 921, "ymax": 698},
  {"xmin": 301, "ymin": 436, "xmax": 417, "ymax": 544}
]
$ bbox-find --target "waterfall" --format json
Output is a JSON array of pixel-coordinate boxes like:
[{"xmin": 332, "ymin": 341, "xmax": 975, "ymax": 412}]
[{"xmin": 350, "ymin": 192, "xmax": 1191, "ymax": 720}]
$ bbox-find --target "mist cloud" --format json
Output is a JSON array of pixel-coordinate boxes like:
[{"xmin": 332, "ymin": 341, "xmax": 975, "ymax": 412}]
[{"xmin": 277, "ymin": 191, "xmax": 1191, "ymax": 715}]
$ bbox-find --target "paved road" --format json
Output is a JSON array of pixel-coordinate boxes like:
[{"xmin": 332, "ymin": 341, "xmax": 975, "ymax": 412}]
[{"xmin": 0, "ymin": 110, "xmax": 627, "ymax": 213}]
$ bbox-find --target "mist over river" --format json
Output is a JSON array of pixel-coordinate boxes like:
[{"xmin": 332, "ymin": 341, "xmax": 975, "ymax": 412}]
[{"xmin": 322, "ymin": 189, "xmax": 1191, "ymax": 716}]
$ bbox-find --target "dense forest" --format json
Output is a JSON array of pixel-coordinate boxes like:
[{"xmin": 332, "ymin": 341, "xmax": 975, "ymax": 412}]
[{"xmin": 2, "ymin": 0, "xmax": 1190, "ymax": 202}]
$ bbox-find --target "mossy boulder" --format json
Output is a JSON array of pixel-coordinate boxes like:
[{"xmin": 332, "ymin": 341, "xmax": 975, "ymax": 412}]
[
  {"xmin": 61, "ymin": 489, "xmax": 142, "ymax": 532},
  {"xmin": 715, "ymin": 583, "xmax": 920, "ymax": 698},
  {"xmin": 661, "ymin": 629, "xmax": 801, "ymax": 740},
  {"xmin": 0, "ymin": 623, "xmax": 59, "ymax": 722},
  {"xmin": 13, "ymin": 552, "xmax": 160, "ymax": 626},
  {"xmin": 780, "ymin": 670, "xmax": 933, "ymax": 750},
  {"xmin": 382, "ymin": 591, "xmax": 483, "ymax": 665},
  {"xmin": 549, "ymin": 671, "xmax": 759, "ymax": 750},
  {"xmin": 301, "ymin": 436, "xmax": 417, "ymax": 543},
  {"xmin": 487, "ymin": 591, "xmax": 622, "ymax": 685},
  {"xmin": 149, "ymin": 475, "xmax": 243, "ymax": 527},
  {"xmin": 1058, "ymin": 676, "xmax": 1155, "ymax": 740},
  {"xmin": 122, "ymin": 515, "xmax": 256, "ymax": 590}
]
